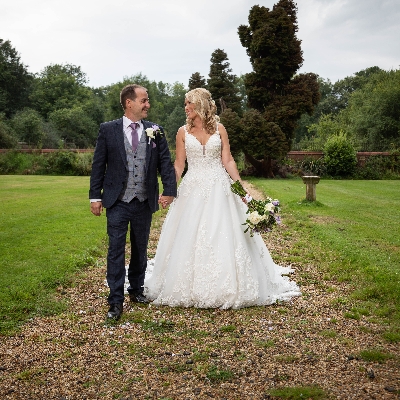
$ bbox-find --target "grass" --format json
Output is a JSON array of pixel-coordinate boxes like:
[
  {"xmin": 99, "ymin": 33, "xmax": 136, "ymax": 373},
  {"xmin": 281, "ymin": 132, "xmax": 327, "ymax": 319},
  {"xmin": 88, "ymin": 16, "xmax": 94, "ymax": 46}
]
[
  {"xmin": 266, "ymin": 385, "xmax": 327, "ymax": 399},
  {"xmin": 358, "ymin": 348, "xmax": 392, "ymax": 363},
  {"xmin": 0, "ymin": 176, "xmax": 106, "ymax": 333},
  {"xmin": 1, "ymin": 175, "xmax": 399, "ymax": 398},
  {"xmin": 0, "ymin": 175, "xmax": 171, "ymax": 334},
  {"xmin": 249, "ymin": 177, "xmax": 400, "ymax": 336}
]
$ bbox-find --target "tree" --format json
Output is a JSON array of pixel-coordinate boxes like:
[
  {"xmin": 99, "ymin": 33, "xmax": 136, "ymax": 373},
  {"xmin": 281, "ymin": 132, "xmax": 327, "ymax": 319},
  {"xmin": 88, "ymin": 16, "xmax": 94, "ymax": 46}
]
[
  {"xmin": 188, "ymin": 72, "xmax": 206, "ymax": 90},
  {"xmin": 11, "ymin": 108, "xmax": 44, "ymax": 147},
  {"xmin": 346, "ymin": 69, "xmax": 400, "ymax": 150},
  {"xmin": 165, "ymin": 105, "xmax": 186, "ymax": 148},
  {"xmin": 30, "ymin": 63, "xmax": 91, "ymax": 118},
  {"xmin": 81, "ymin": 89, "xmax": 106, "ymax": 126},
  {"xmin": 327, "ymin": 66, "xmax": 384, "ymax": 114},
  {"xmin": 49, "ymin": 106, "xmax": 98, "ymax": 148},
  {"xmin": 0, "ymin": 39, "xmax": 33, "ymax": 117},
  {"xmin": 294, "ymin": 76, "xmax": 333, "ymax": 145},
  {"xmin": 241, "ymin": 110, "xmax": 288, "ymax": 177},
  {"xmin": 235, "ymin": 75, "xmax": 248, "ymax": 113},
  {"xmin": 103, "ymin": 75, "xmax": 186, "ymax": 145},
  {"xmin": 0, "ymin": 114, "xmax": 17, "ymax": 148},
  {"xmin": 219, "ymin": 108, "xmax": 242, "ymax": 157},
  {"xmin": 237, "ymin": 1, "xmax": 320, "ymax": 176},
  {"xmin": 301, "ymin": 68, "xmax": 399, "ymax": 152},
  {"xmin": 163, "ymin": 83, "xmax": 187, "ymax": 147},
  {"xmin": 207, "ymin": 49, "xmax": 242, "ymax": 115},
  {"xmin": 103, "ymin": 74, "xmax": 152, "ymax": 121}
]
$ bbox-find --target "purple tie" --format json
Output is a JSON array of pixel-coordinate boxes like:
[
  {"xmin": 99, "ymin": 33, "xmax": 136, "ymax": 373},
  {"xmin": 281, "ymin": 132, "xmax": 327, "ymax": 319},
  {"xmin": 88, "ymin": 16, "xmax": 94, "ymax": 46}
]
[{"xmin": 130, "ymin": 122, "xmax": 139, "ymax": 151}]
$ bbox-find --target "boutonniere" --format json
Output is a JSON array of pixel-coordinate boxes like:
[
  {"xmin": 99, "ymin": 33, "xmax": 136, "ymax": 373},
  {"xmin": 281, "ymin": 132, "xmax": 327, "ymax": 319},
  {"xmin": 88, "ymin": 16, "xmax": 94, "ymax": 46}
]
[{"xmin": 145, "ymin": 125, "xmax": 163, "ymax": 144}]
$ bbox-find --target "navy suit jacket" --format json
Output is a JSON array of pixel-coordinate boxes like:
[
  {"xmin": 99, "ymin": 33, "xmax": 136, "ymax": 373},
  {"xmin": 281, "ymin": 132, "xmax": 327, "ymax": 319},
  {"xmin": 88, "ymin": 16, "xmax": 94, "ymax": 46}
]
[{"xmin": 89, "ymin": 118, "xmax": 177, "ymax": 213}]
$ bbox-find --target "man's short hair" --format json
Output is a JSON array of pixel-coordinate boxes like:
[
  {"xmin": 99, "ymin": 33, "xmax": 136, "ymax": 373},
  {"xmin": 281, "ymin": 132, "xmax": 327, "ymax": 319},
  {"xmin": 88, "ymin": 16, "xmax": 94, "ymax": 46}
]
[{"xmin": 120, "ymin": 84, "xmax": 147, "ymax": 110}]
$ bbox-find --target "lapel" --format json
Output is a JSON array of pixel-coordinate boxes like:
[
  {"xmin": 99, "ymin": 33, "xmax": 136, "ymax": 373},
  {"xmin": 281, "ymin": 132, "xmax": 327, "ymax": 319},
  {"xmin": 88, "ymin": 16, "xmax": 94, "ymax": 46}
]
[
  {"xmin": 115, "ymin": 118, "xmax": 127, "ymax": 169},
  {"xmin": 142, "ymin": 120, "xmax": 152, "ymax": 173}
]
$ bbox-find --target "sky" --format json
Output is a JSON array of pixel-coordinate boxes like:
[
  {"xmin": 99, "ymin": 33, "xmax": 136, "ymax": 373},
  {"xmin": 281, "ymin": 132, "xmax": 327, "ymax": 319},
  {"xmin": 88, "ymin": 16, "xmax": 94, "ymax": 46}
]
[{"xmin": 2, "ymin": 0, "xmax": 400, "ymax": 88}]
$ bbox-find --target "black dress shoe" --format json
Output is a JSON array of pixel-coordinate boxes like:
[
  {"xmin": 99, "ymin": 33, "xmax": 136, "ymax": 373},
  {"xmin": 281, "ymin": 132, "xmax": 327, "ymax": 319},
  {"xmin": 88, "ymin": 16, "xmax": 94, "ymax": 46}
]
[
  {"xmin": 129, "ymin": 293, "xmax": 150, "ymax": 304},
  {"xmin": 107, "ymin": 303, "xmax": 123, "ymax": 320}
]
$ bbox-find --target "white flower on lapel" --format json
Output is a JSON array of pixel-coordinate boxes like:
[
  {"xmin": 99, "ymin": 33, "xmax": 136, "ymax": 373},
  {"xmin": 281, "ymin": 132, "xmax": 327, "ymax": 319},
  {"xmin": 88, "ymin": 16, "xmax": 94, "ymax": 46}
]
[{"xmin": 145, "ymin": 124, "xmax": 162, "ymax": 144}]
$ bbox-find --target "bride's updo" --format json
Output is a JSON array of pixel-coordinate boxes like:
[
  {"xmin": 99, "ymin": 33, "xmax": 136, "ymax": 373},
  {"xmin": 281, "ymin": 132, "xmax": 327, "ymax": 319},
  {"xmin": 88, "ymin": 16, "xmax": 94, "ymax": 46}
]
[{"xmin": 185, "ymin": 88, "xmax": 220, "ymax": 134}]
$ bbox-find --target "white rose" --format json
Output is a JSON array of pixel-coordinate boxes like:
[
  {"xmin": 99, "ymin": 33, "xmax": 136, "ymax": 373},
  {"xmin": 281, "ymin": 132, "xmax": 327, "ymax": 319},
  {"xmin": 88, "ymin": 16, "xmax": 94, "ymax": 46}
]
[
  {"xmin": 249, "ymin": 211, "xmax": 262, "ymax": 225},
  {"xmin": 145, "ymin": 128, "xmax": 155, "ymax": 139},
  {"xmin": 264, "ymin": 203, "xmax": 275, "ymax": 213}
]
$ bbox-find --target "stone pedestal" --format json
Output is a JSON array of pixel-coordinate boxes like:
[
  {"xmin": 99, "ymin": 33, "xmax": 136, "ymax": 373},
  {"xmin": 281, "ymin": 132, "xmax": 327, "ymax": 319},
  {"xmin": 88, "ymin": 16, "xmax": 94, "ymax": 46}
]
[{"xmin": 302, "ymin": 176, "xmax": 321, "ymax": 201}]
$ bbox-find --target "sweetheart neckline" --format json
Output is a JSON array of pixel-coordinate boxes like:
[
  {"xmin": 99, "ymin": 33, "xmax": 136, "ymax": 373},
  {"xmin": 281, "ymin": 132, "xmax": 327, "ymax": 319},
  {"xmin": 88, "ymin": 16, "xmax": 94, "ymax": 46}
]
[{"xmin": 186, "ymin": 132, "xmax": 219, "ymax": 147}]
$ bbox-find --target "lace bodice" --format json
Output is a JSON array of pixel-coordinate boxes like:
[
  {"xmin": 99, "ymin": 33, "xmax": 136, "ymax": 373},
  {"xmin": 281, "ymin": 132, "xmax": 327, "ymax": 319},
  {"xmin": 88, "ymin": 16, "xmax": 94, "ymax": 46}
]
[
  {"xmin": 181, "ymin": 126, "xmax": 232, "ymax": 199},
  {"xmin": 184, "ymin": 127, "xmax": 223, "ymax": 168}
]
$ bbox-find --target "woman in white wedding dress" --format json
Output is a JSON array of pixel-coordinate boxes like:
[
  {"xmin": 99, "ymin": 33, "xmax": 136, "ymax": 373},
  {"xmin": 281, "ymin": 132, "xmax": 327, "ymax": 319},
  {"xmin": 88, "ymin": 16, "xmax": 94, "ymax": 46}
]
[{"xmin": 144, "ymin": 88, "xmax": 300, "ymax": 309}]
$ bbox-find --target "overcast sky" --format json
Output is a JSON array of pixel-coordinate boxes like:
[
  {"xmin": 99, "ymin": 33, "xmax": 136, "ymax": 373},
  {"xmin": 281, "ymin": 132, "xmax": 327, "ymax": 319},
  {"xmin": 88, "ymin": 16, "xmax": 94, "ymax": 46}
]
[{"xmin": 2, "ymin": 0, "xmax": 399, "ymax": 88}]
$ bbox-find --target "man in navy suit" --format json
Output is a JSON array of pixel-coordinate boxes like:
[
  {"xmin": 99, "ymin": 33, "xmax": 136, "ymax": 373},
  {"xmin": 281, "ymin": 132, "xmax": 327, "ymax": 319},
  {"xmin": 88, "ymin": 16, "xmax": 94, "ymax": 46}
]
[{"xmin": 89, "ymin": 84, "xmax": 177, "ymax": 320}]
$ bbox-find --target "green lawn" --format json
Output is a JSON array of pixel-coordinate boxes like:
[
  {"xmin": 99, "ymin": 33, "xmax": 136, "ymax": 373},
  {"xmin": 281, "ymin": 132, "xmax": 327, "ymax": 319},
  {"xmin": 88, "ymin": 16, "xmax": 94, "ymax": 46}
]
[
  {"xmin": 0, "ymin": 176, "xmax": 107, "ymax": 333},
  {"xmin": 249, "ymin": 177, "xmax": 400, "ymax": 336},
  {"xmin": 1, "ymin": 176, "xmax": 399, "ymax": 339}
]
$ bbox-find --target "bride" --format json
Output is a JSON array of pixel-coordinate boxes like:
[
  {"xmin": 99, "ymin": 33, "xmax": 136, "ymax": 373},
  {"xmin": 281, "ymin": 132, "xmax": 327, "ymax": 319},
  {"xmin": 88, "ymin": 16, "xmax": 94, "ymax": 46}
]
[{"xmin": 144, "ymin": 88, "xmax": 300, "ymax": 309}]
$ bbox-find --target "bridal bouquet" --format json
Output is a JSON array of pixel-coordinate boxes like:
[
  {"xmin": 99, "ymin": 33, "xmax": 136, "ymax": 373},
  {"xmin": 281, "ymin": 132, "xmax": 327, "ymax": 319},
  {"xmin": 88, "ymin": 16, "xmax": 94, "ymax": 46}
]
[{"xmin": 231, "ymin": 180, "xmax": 281, "ymax": 237}]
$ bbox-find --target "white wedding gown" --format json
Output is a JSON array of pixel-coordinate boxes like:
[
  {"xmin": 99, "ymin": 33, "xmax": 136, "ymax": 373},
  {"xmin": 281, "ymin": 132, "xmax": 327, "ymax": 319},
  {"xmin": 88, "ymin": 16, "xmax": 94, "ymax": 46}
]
[{"xmin": 143, "ymin": 126, "xmax": 301, "ymax": 309}]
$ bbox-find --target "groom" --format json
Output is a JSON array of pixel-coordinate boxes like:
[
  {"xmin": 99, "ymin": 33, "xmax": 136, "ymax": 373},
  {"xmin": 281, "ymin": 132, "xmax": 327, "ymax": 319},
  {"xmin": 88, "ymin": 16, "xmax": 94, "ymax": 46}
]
[{"xmin": 89, "ymin": 84, "xmax": 177, "ymax": 320}]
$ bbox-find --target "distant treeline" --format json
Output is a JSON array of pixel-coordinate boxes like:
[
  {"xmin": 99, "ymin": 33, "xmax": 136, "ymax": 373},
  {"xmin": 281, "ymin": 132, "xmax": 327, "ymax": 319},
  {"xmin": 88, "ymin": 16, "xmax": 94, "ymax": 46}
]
[{"xmin": 1, "ymin": 0, "xmax": 399, "ymax": 179}]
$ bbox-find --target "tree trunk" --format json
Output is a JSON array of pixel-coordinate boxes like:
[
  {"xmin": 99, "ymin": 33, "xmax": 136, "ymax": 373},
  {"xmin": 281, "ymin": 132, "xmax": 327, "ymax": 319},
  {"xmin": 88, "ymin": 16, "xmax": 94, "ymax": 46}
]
[{"xmin": 244, "ymin": 153, "xmax": 275, "ymax": 178}]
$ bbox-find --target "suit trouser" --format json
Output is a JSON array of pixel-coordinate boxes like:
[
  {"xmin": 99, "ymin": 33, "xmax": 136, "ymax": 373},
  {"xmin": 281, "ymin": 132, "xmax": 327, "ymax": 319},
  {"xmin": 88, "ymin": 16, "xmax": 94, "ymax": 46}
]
[{"xmin": 106, "ymin": 198, "xmax": 152, "ymax": 305}]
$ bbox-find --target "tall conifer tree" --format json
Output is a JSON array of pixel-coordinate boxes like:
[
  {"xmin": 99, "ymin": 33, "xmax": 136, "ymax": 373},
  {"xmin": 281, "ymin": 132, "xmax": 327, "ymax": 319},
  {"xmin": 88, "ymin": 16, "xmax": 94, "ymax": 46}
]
[
  {"xmin": 237, "ymin": 1, "xmax": 320, "ymax": 177},
  {"xmin": 188, "ymin": 72, "xmax": 206, "ymax": 90},
  {"xmin": 207, "ymin": 49, "xmax": 242, "ymax": 115}
]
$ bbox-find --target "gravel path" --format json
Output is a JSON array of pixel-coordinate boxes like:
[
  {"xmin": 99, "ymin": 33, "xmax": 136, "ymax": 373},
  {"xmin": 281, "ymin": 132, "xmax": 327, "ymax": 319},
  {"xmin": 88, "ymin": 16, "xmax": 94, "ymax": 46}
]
[{"xmin": 0, "ymin": 183, "xmax": 399, "ymax": 399}]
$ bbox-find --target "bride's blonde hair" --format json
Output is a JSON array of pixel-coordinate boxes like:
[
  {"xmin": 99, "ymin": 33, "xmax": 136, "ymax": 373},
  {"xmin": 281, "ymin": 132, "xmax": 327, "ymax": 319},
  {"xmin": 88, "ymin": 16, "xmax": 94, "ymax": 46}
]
[{"xmin": 185, "ymin": 88, "xmax": 220, "ymax": 134}]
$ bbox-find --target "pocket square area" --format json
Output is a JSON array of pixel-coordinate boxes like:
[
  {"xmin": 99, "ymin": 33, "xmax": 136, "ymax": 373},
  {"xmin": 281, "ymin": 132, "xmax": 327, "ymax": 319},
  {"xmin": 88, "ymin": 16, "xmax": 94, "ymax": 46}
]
[{"xmin": 152, "ymin": 142, "xmax": 156, "ymax": 148}]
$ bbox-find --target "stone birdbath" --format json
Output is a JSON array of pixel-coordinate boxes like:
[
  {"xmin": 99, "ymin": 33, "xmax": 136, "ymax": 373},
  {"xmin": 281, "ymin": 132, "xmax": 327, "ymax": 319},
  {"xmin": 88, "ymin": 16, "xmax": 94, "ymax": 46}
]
[{"xmin": 301, "ymin": 176, "xmax": 321, "ymax": 201}]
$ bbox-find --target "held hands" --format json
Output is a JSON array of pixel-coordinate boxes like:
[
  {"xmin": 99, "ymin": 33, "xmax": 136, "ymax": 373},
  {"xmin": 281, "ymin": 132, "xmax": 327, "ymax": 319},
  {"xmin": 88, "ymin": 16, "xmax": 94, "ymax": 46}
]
[
  {"xmin": 158, "ymin": 195, "xmax": 174, "ymax": 209},
  {"xmin": 90, "ymin": 201, "xmax": 103, "ymax": 216}
]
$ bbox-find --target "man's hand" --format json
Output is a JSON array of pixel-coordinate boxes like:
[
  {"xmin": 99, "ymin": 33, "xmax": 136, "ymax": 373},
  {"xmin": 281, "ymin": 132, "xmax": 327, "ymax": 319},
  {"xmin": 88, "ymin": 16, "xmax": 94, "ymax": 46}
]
[
  {"xmin": 158, "ymin": 195, "xmax": 174, "ymax": 209},
  {"xmin": 90, "ymin": 201, "xmax": 103, "ymax": 216}
]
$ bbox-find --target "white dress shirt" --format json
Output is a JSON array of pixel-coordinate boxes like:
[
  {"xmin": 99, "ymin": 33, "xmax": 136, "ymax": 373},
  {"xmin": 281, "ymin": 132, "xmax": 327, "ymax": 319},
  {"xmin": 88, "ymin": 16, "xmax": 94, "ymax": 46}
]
[{"xmin": 123, "ymin": 115, "xmax": 143, "ymax": 144}]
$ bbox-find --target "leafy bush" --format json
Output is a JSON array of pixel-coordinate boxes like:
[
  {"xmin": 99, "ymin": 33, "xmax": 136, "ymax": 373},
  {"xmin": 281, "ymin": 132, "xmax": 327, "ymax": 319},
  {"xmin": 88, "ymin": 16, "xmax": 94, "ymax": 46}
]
[
  {"xmin": 354, "ymin": 152, "xmax": 400, "ymax": 180},
  {"xmin": 299, "ymin": 156, "xmax": 327, "ymax": 176},
  {"xmin": 324, "ymin": 133, "xmax": 357, "ymax": 177},
  {"xmin": 0, "ymin": 151, "xmax": 30, "ymax": 173},
  {"xmin": 73, "ymin": 152, "xmax": 93, "ymax": 176},
  {"xmin": 0, "ymin": 118, "xmax": 17, "ymax": 148},
  {"xmin": 46, "ymin": 151, "xmax": 78, "ymax": 175},
  {"xmin": 0, "ymin": 151, "xmax": 94, "ymax": 175}
]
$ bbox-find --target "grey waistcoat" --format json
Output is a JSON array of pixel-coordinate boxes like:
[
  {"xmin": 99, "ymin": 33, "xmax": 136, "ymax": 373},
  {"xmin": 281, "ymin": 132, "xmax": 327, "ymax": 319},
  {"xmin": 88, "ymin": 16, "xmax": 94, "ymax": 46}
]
[{"xmin": 120, "ymin": 131, "xmax": 148, "ymax": 203}]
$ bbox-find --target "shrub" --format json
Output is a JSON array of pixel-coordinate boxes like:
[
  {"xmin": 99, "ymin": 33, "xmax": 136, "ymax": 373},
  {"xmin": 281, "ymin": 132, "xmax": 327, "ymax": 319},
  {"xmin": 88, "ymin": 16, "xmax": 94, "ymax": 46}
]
[
  {"xmin": 299, "ymin": 156, "xmax": 327, "ymax": 176},
  {"xmin": 0, "ymin": 151, "xmax": 30, "ymax": 173},
  {"xmin": 324, "ymin": 133, "xmax": 357, "ymax": 177},
  {"xmin": 354, "ymin": 152, "xmax": 400, "ymax": 180},
  {"xmin": 46, "ymin": 151, "xmax": 77, "ymax": 175},
  {"xmin": 73, "ymin": 152, "xmax": 93, "ymax": 176},
  {"xmin": 0, "ymin": 118, "xmax": 17, "ymax": 148}
]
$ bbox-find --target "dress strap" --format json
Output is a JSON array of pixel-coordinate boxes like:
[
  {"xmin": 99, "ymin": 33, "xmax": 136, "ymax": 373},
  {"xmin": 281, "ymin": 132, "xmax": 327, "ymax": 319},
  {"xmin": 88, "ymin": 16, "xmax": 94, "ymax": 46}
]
[
  {"xmin": 216, "ymin": 122, "xmax": 219, "ymax": 134},
  {"xmin": 183, "ymin": 125, "xmax": 188, "ymax": 134}
]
